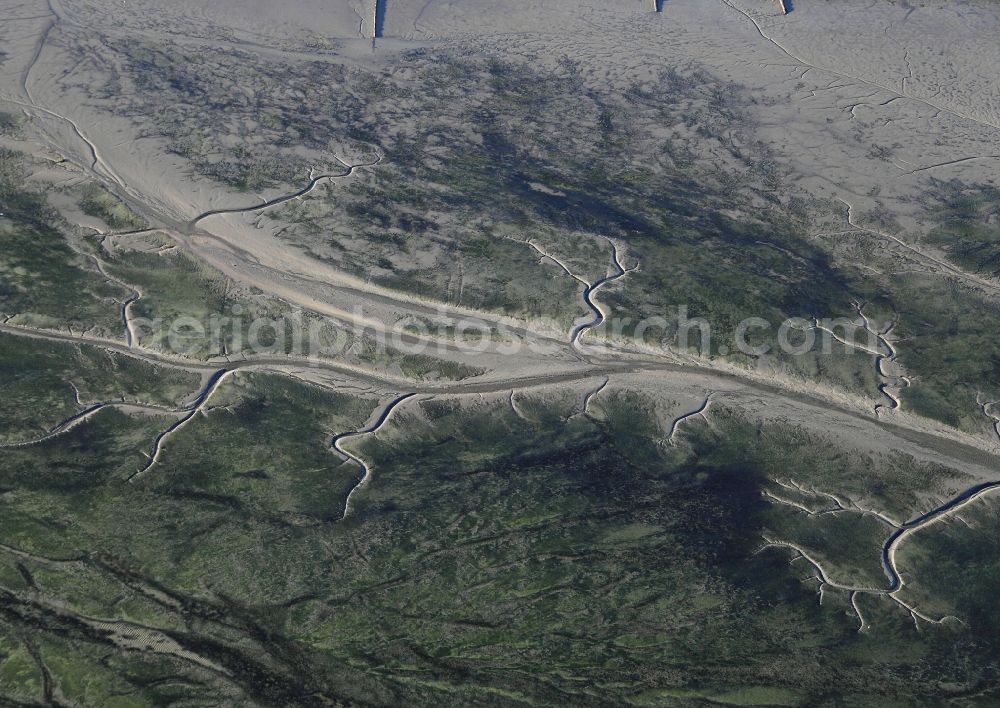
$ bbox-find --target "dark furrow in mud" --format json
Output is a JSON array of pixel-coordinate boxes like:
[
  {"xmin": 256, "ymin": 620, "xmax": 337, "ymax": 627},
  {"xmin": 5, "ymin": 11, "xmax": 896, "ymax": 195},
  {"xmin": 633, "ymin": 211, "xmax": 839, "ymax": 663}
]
[
  {"xmin": 571, "ymin": 240, "xmax": 635, "ymax": 345},
  {"xmin": 126, "ymin": 369, "xmax": 232, "ymax": 482},
  {"xmin": 188, "ymin": 157, "xmax": 380, "ymax": 230},
  {"xmin": 331, "ymin": 392, "xmax": 418, "ymax": 520}
]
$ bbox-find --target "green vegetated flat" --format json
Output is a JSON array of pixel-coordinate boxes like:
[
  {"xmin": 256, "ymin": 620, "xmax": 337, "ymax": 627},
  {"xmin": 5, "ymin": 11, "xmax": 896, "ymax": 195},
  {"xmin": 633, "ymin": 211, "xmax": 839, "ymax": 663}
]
[
  {"xmin": 104, "ymin": 245, "xmax": 237, "ymax": 358},
  {"xmin": 78, "ymin": 183, "xmax": 146, "ymax": 232},
  {"xmin": 893, "ymin": 496, "xmax": 1000, "ymax": 631},
  {"xmin": 0, "ymin": 374, "xmax": 996, "ymax": 704},
  {"xmin": 893, "ymin": 271, "xmax": 1000, "ymax": 432},
  {"xmin": 4, "ymin": 13, "xmax": 1000, "ymax": 707},
  {"xmin": 0, "ymin": 334, "xmax": 200, "ymax": 440},
  {"xmin": 84, "ymin": 39, "xmax": 1000, "ymax": 428},
  {"xmin": 100, "ymin": 236, "xmax": 483, "ymax": 379},
  {"xmin": 3, "ymin": 169, "xmax": 477, "ymax": 380},
  {"xmin": 0, "ymin": 150, "xmax": 124, "ymax": 335},
  {"xmin": 888, "ymin": 184, "xmax": 1000, "ymax": 429},
  {"xmin": 336, "ymin": 56, "xmax": 998, "ymax": 428},
  {"xmin": 0, "ymin": 111, "xmax": 25, "ymax": 136},
  {"xmin": 924, "ymin": 182, "xmax": 1000, "ymax": 277}
]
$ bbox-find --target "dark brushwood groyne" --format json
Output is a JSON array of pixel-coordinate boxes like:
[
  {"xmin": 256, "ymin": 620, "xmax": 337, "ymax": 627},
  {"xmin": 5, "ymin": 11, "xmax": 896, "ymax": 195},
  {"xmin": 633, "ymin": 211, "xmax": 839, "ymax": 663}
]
[{"xmin": 374, "ymin": 0, "xmax": 386, "ymax": 37}]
